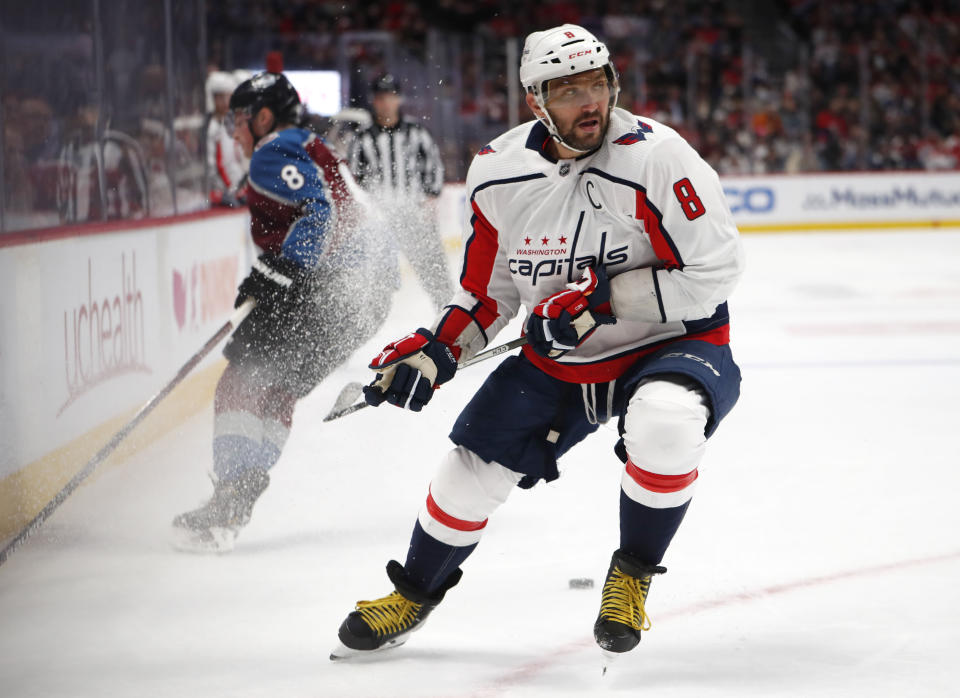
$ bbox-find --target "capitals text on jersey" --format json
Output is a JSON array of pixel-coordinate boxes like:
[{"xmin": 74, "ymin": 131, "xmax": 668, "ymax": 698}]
[{"xmin": 507, "ymin": 214, "xmax": 629, "ymax": 286}]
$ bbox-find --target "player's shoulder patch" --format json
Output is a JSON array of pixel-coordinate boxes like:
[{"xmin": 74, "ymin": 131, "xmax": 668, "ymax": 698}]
[
  {"xmin": 477, "ymin": 144, "xmax": 496, "ymax": 155},
  {"xmin": 613, "ymin": 119, "xmax": 655, "ymax": 145}
]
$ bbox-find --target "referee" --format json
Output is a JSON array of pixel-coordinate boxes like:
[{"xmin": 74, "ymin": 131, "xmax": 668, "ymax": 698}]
[{"xmin": 348, "ymin": 74, "xmax": 454, "ymax": 310}]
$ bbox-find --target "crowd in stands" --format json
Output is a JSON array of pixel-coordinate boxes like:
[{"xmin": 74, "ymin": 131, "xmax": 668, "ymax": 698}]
[
  {"xmin": 784, "ymin": 0, "xmax": 960, "ymax": 172},
  {"xmin": 209, "ymin": 0, "xmax": 960, "ymax": 175},
  {"xmin": 4, "ymin": 1, "xmax": 957, "ymax": 234}
]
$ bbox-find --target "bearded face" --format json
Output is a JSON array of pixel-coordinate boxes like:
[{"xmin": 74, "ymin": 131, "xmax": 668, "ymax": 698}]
[{"xmin": 543, "ymin": 69, "xmax": 613, "ymax": 152}]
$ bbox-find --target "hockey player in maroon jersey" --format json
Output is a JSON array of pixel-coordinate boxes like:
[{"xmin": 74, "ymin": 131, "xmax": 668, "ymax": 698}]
[
  {"xmin": 331, "ymin": 24, "xmax": 744, "ymax": 667},
  {"xmin": 172, "ymin": 72, "xmax": 387, "ymax": 553}
]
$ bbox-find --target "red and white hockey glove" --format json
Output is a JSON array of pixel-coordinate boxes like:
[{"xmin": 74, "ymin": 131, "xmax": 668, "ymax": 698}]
[
  {"xmin": 525, "ymin": 266, "xmax": 616, "ymax": 358},
  {"xmin": 363, "ymin": 328, "xmax": 458, "ymax": 411}
]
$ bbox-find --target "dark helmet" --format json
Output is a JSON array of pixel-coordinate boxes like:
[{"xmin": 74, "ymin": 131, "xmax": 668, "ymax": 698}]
[
  {"xmin": 229, "ymin": 71, "xmax": 301, "ymax": 123},
  {"xmin": 371, "ymin": 73, "xmax": 401, "ymax": 95}
]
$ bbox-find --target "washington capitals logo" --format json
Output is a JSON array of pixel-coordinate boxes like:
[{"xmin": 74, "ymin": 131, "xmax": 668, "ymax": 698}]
[
  {"xmin": 478, "ymin": 144, "xmax": 496, "ymax": 155},
  {"xmin": 613, "ymin": 120, "xmax": 654, "ymax": 145}
]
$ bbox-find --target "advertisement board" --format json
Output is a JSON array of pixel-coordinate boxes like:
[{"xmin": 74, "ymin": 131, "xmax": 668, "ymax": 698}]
[
  {"xmin": 0, "ymin": 212, "xmax": 249, "ymax": 480},
  {"xmin": 721, "ymin": 172, "xmax": 960, "ymax": 230}
]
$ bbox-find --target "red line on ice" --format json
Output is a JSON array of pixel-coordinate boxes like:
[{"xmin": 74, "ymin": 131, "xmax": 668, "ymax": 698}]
[{"xmin": 454, "ymin": 549, "xmax": 960, "ymax": 698}]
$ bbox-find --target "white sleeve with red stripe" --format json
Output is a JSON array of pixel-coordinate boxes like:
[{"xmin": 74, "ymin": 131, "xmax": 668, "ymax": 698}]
[
  {"xmin": 609, "ymin": 136, "xmax": 744, "ymax": 323},
  {"xmin": 220, "ymin": 136, "xmax": 247, "ymax": 192},
  {"xmin": 207, "ymin": 119, "xmax": 246, "ymax": 191},
  {"xmin": 430, "ymin": 191, "xmax": 521, "ymax": 361}
]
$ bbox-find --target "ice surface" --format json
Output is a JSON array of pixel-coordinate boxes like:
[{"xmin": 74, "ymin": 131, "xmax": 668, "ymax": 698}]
[{"xmin": 1, "ymin": 230, "xmax": 959, "ymax": 697}]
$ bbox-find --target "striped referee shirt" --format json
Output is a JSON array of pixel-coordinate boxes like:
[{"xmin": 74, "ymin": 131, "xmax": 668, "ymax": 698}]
[{"xmin": 347, "ymin": 115, "xmax": 444, "ymax": 199}]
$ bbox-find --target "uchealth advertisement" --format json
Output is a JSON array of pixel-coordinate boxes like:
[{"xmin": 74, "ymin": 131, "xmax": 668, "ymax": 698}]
[{"xmin": 0, "ymin": 212, "xmax": 249, "ymax": 480}]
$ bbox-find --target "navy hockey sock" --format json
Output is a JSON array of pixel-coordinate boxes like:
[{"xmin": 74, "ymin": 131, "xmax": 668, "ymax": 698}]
[
  {"xmin": 403, "ymin": 521, "xmax": 477, "ymax": 594},
  {"xmin": 619, "ymin": 491, "xmax": 690, "ymax": 564}
]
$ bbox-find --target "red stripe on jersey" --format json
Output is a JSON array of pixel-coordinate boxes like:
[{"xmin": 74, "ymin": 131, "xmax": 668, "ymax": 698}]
[
  {"xmin": 215, "ymin": 142, "xmax": 232, "ymax": 188},
  {"xmin": 433, "ymin": 307, "xmax": 473, "ymax": 360},
  {"xmin": 460, "ymin": 201, "xmax": 502, "ymax": 329},
  {"xmin": 472, "ymin": 297, "xmax": 499, "ymax": 329},
  {"xmin": 636, "ymin": 190, "xmax": 680, "ymax": 270},
  {"xmin": 521, "ymin": 325, "xmax": 730, "ymax": 383},
  {"xmin": 426, "ymin": 489, "xmax": 488, "ymax": 531},
  {"xmin": 306, "ymin": 135, "xmax": 350, "ymax": 207},
  {"xmin": 626, "ymin": 460, "xmax": 698, "ymax": 493},
  {"xmin": 303, "ymin": 134, "xmax": 354, "ymax": 255}
]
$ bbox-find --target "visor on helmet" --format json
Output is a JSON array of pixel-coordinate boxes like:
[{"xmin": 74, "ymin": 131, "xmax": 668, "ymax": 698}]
[
  {"xmin": 519, "ymin": 24, "xmax": 619, "ymax": 153},
  {"xmin": 543, "ymin": 69, "xmax": 613, "ymax": 109}
]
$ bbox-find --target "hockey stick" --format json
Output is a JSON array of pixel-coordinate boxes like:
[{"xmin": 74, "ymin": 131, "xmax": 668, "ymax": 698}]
[
  {"xmin": 322, "ymin": 335, "xmax": 528, "ymax": 422},
  {"xmin": 0, "ymin": 299, "xmax": 256, "ymax": 568},
  {"xmin": 324, "ymin": 381, "xmax": 365, "ymax": 420}
]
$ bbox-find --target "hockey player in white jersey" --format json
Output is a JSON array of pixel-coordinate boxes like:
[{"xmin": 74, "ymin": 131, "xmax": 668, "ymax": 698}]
[{"xmin": 331, "ymin": 24, "xmax": 744, "ymax": 666}]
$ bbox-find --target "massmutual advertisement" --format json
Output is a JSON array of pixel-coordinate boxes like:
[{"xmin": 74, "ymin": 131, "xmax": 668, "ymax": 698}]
[{"xmin": 722, "ymin": 172, "xmax": 960, "ymax": 230}]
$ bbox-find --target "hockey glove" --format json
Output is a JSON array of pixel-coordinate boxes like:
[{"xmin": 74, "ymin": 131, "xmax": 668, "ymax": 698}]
[
  {"xmin": 363, "ymin": 329, "xmax": 458, "ymax": 411},
  {"xmin": 235, "ymin": 253, "xmax": 305, "ymax": 309},
  {"xmin": 525, "ymin": 266, "xmax": 616, "ymax": 358}
]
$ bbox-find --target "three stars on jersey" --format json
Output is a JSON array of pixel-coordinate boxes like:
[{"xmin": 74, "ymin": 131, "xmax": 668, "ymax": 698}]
[{"xmin": 521, "ymin": 235, "xmax": 569, "ymax": 246}]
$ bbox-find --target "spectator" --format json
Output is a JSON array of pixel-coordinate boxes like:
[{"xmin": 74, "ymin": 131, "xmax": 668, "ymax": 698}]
[
  {"xmin": 57, "ymin": 100, "xmax": 149, "ymax": 223},
  {"xmin": 204, "ymin": 70, "xmax": 248, "ymax": 206}
]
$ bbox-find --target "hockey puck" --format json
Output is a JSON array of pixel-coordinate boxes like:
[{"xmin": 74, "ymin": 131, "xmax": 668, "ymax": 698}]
[{"xmin": 568, "ymin": 577, "xmax": 594, "ymax": 589}]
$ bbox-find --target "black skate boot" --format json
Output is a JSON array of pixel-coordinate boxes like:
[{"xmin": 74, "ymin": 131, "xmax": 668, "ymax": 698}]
[
  {"xmin": 330, "ymin": 560, "xmax": 462, "ymax": 659},
  {"xmin": 171, "ymin": 468, "xmax": 270, "ymax": 553},
  {"xmin": 594, "ymin": 549, "xmax": 666, "ymax": 672}
]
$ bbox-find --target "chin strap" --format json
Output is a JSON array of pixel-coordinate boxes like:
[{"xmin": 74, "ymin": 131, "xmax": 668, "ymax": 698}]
[
  {"xmin": 549, "ymin": 130, "xmax": 594, "ymax": 154},
  {"xmin": 537, "ymin": 110, "xmax": 593, "ymax": 155}
]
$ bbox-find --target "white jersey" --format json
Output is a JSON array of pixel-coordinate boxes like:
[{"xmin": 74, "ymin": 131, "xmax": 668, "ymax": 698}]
[
  {"xmin": 434, "ymin": 108, "xmax": 744, "ymax": 384},
  {"xmin": 206, "ymin": 114, "xmax": 248, "ymax": 194}
]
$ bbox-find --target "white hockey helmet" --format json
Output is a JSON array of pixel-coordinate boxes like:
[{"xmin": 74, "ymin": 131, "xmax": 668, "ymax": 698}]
[
  {"xmin": 520, "ymin": 24, "xmax": 619, "ymax": 149},
  {"xmin": 206, "ymin": 71, "xmax": 237, "ymax": 96},
  {"xmin": 205, "ymin": 71, "xmax": 237, "ymax": 111}
]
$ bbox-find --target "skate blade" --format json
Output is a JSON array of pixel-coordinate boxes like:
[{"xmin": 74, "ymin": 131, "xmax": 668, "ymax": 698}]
[
  {"xmin": 600, "ymin": 649, "xmax": 621, "ymax": 676},
  {"xmin": 170, "ymin": 525, "xmax": 237, "ymax": 554},
  {"xmin": 329, "ymin": 635, "xmax": 411, "ymax": 661}
]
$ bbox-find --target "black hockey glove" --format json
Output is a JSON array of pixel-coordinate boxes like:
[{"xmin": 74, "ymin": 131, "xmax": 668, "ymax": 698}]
[
  {"xmin": 525, "ymin": 266, "xmax": 616, "ymax": 358},
  {"xmin": 235, "ymin": 253, "xmax": 306, "ymax": 309},
  {"xmin": 363, "ymin": 328, "xmax": 458, "ymax": 412}
]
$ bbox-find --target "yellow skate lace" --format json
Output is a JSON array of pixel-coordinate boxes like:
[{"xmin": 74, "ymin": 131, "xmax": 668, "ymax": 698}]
[
  {"xmin": 598, "ymin": 566, "xmax": 653, "ymax": 631},
  {"xmin": 355, "ymin": 591, "xmax": 422, "ymax": 637}
]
